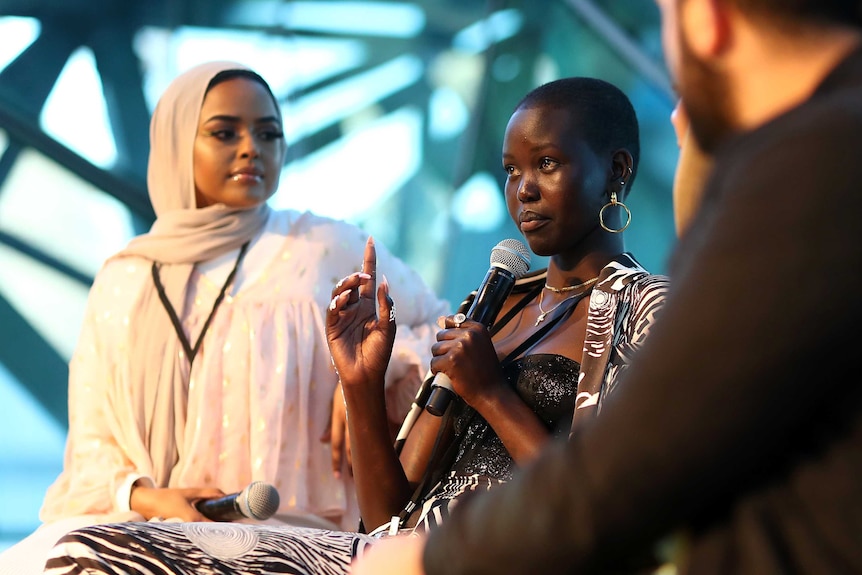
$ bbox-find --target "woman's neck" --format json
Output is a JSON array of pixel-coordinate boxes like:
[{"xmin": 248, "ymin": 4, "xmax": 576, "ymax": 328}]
[{"xmin": 545, "ymin": 248, "xmax": 622, "ymax": 291}]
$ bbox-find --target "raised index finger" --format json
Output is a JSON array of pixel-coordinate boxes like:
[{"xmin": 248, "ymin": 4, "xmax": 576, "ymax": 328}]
[{"xmin": 359, "ymin": 236, "xmax": 378, "ymax": 300}]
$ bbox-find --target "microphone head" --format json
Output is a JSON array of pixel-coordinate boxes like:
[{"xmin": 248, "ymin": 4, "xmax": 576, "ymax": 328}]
[
  {"xmin": 237, "ymin": 481, "xmax": 280, "ymax": 520},
  {"xmin": 490, "ymin": 239, "xmax": 531, "ymax": 278}
]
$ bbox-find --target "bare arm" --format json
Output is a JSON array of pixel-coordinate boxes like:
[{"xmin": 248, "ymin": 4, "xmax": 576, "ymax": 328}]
[{"xmin": 326, "ymin": 238, "xmax": 449, "ymax": 530}]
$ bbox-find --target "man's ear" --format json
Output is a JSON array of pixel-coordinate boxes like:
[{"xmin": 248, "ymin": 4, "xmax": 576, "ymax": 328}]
[{"xmin": 681, "ymin": 0, "xmax": 731, "ymax": 59}]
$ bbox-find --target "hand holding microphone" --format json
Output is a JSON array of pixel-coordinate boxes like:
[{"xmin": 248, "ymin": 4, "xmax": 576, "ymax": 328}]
[
  {"xmin": 195, "ymin": 481, "xmax": 280, "ymax": 522},
  {"xmin": 425, "ymin": 239, "xmax": 531, "ymax": 416}
]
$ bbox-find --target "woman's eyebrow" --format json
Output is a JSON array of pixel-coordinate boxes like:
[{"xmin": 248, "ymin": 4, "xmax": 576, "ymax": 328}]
[{"xmin": 202, "ymin": 114, "xmax": 281, "ymax": 123}]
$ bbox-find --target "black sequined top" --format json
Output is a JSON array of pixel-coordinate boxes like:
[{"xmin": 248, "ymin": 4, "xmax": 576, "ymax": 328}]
[
  {"xmin": 449, "ymin": 353, "xmax": 580, "ymax": 480},
  {"xmin": 409, "ymin": 354, "xmax": 580, "ymax": 531}
]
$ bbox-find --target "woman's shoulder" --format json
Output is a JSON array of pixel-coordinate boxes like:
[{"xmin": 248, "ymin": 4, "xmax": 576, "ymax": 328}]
[
  {"xmin": 252, "ymin": 210, "xmax": 369, "ymax": 286},
  {"xmin": 268, "ymin": 209, "xmax": 368, "ymax": 255},
  {"xmin": 595, "ymin": 253, "xmax": 669, "ymax": 294},
  {"xmin": 272, "ymin": 208, "xmax": 363, "ymax": 236},
  {"xmin": 269, "ymin": 209, "xmax": 428, "ymax": 280},
  {"xmin": 81, "ymin": 254, "xmax": 152, "ymax": 317},
  {"xmin": 95, "ymin": 254, "xmax": 152, "ymax": 284}
]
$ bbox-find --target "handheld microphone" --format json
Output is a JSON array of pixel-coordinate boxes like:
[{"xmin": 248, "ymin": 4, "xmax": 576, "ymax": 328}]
[
  {"xmin": 425, "ymin": 239, "xmax": 531, "ymax": 416},
  {"xmin": 195, "ymin": 481, "xmax": 280, "ymax": 522}
]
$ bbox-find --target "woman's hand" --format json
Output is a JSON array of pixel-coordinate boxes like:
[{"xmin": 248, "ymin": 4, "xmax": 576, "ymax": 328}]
[
  {"xmin": 429, "ymin": 315, "xmax": 507, "ymax": 408},
  {"xmin": 130, "ymin": 486, "xmax": 225, "ymax": 521},
  {"xmin": 325, "ymin": 237, "xmax": 396, "ymax": 391},
  {"xmin": 432, "ymin": 315, "xmax": 553, "ymax": 464}
]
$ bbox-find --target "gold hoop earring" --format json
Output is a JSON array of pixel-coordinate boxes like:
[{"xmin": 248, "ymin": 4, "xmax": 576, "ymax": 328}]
[{"xmin": 599, "ymin": 191, "xmax": 632, "ymax": 233}]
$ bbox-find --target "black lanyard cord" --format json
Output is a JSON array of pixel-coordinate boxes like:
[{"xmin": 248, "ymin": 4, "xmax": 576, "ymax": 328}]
[{"xmin": 151, "ymin": 241, "xmax": 250, "ymax": 366}]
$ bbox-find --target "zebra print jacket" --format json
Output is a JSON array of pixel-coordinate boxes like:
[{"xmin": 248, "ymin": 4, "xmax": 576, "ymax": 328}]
[{"xmin": 514, "ymin": 252, "xmax": 669, "ymax": 436}]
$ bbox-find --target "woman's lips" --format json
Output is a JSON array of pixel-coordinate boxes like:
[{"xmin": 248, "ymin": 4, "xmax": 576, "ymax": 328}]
[
  {"xmin": 519, "ymin": 212, "xmax": 548, "ymax": 232},
  {"xmin": 230, "ymin": 172, "xmax": 263, "ymax": 184}
]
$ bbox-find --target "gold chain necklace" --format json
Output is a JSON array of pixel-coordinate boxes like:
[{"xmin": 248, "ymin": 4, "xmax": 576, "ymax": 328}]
[
  {"xmin": 543, "ymin": 276, "xmax": 599, "ymax": 294},
  {"xmin": 535, "ymin": 289, "xmax": 585, "ymax": 326}
]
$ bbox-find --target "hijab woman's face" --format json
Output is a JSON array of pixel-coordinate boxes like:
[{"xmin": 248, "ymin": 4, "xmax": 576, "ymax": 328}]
[
  {"xmin": 193, "ymin": 77, "xmax": 286, "ymax": 208},
  {"xmin": 502, "ymin": 106, "xmax": 608, "ymax": 258}
]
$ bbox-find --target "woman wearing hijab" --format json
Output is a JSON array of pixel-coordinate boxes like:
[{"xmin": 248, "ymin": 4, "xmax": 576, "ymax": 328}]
[{"xmin": 0, "ymin": 61, "xmax": 447, "ymax": 575}]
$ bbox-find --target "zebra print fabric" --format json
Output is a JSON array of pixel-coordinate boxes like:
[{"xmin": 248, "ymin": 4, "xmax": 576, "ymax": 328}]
[
  {"xmin": 43, "ymin": 471, "xmax": 500, "ymax": 575},
  {"xmin": 412, "ymin": 472, "xmax": 505, "ymax": 532},
  {"xmin": 45, "ymin": 522, "xmax": 379, "ymax": 575},
  {"xmin": 569, "ymin": 255, "xmax": 670, "ymax": 432}
]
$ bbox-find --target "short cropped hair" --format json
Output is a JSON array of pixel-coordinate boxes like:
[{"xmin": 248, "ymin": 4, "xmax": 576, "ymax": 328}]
[
  {"xmin": 515, "ymin": 77, "xmax": 641, "ymax": 190},
  {"xmin": 729, "ymin": 0, "xmax": 862, "ymax": 27}
]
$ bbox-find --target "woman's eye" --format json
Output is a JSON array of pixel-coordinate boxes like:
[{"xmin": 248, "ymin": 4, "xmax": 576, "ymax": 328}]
[
  {"xmin": 210, "ymin": 129, "xmax": 236, "ymax": 141},
  {"xmin": 258, "ymin": 129, "xmax": 285, "ymax": 141},
  {"xmin": 539, "ymin": 157, "xmax": 559, "ymax": 170},
  {"xmin": 503, "ymin": 165, "xmax": 518, "ymax": 176}
]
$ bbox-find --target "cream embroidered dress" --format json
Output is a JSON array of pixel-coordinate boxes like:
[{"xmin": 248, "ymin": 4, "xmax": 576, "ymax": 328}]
[{"xmin": 40, "ymin": 209, "xmax": 447, "ymax": 528}]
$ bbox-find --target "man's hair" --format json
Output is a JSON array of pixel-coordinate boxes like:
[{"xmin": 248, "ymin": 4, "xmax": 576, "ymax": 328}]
[
  {"xmin": 515, "ymin": 77, "xmax": 640, "ymax": 190},
  {"xmin": 729, "ymin": 0, "xmax": 862, "ymax": 27}
]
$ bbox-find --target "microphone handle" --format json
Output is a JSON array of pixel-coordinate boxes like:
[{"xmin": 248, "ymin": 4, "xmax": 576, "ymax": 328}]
[
  {"xmin": 196, "ymin": 494, "xmax": 244, "ymax": 522},
  {"xmin": 394, "ymin": 369, "xmax": 437, "ymax": 452},
  {"xmin": 426, "ymin": 266, "xmax": 517, "ymax": 417},
  {"xmin": 424, "ymin": 373, "xmax": 455, "ymax": 416}
]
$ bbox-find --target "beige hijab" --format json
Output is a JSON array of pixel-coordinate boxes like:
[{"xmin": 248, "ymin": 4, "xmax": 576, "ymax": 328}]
[{"xmin": 114, "ymin": 61, "xmax": 274, "ymax": 486}]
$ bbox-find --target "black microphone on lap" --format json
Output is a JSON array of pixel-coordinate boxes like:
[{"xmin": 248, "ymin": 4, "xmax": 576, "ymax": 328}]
[
  {"xmin": 195, "ymin": 481, "xmax": 280, "ymax": 522},
  {"xmin": 425, "ymin": 239, "xmax": 531, "ymax": 416}
]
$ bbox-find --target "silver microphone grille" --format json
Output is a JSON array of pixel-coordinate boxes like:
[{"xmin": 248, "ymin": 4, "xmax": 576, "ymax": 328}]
[
  {"xmin": 238, "ymin": 481, "xmax": 281, "ymax": 520},
  {"xmin": 490, "ymin": 239, "xmax": 531, "ymax": 278}
]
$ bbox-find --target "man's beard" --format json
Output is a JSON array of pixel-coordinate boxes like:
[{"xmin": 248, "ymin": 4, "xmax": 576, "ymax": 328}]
[{"xmin": 677, "ymin": 31, "xmax": 736, "ymax": 153}]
